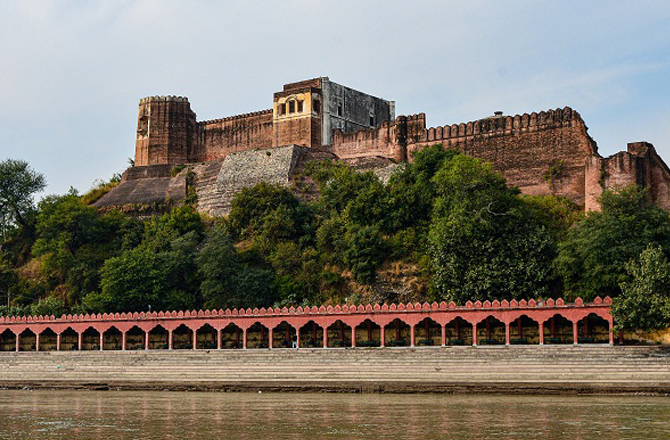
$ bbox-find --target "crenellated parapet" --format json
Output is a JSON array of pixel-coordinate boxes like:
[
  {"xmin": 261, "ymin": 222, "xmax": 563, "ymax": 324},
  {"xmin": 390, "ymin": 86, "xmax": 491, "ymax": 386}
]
[
  {"xmin": 198, "ymin": 109, "xmax": 273, "ymax": 126},
  {"xmin": 0, "ymin": 296, "xmax": 612, "ymax": 325},
  {"xmin": 139, "ymin": 95, "xmax": 189, "ymax": 104},
  {"xmin": 421, "ymin": 107, "xmax": 583, "ymax": 144}
]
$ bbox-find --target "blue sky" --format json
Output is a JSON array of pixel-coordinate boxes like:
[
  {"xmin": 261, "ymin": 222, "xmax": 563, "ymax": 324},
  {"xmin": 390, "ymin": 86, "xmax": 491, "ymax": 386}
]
[{"xmin": 1, "ymin": 0, "xmax": 669, "ymax": 196}]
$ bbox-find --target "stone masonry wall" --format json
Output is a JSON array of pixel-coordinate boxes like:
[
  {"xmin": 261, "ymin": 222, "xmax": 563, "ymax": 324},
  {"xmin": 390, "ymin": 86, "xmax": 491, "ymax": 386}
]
[
  {"xmin": 194, "ymin": 110, "xmax": 273, "ymax": 162},
  {"xmin": 406, "ymin": 107, "xmax": 598, "ymax": 208},
  {"xmin": 585, "ymin": 142, "xmax": 670, "ymax": 211},
  {"xmin": 195, "ymin": 145, "xmax": 305, "ymax": 216}
]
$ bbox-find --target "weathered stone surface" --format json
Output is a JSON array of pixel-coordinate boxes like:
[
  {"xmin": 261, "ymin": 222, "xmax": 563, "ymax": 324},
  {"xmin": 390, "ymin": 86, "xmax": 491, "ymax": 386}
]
[
  {"xmin": 95, "ymin": 167, "xmax": 185, "ymax": 208},
  {"xmin": 98, "ymin": 77, "xmax": 670, "ymax": 214}
]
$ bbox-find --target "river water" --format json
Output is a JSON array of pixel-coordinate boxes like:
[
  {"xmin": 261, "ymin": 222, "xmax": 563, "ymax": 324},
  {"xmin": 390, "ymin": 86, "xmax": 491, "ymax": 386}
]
[{"xmin": 0, "ymin": 390, "xmax": 669, "ymax": 439}]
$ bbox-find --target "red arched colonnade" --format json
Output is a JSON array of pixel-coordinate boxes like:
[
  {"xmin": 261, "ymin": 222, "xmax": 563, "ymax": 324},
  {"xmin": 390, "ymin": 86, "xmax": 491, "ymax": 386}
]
[{"xmin": 0, "ymin": 297, "xmax": 613, "ymax": 352}]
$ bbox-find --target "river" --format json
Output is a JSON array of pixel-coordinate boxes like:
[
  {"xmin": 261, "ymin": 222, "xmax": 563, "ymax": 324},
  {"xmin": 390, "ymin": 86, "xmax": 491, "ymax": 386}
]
[{"xmin": 0, "ymin": 390, "xmax": 669, "ymax": 439}]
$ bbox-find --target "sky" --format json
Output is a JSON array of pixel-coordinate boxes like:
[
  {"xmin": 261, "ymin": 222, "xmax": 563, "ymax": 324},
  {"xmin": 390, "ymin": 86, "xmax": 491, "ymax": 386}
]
[{"xmin": 1, "ymin": 0, "xmax": 669, "ymax": 196}]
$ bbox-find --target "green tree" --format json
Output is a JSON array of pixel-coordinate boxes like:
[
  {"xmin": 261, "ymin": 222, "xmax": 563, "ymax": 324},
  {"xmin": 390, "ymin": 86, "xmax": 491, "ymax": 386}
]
[
  {"xmin": 428, "ymin": 155, "xmax": 555, "ymax": 303},
  {"xmin": 196, "ymin": 224, "xmax": 278, "ymax": 309},
  {"xmin": 556, "ymin": 186, "xmax": 670, "ymax": 299},
  {"xmin": 197, "ymin": 224, "xmax": 241, "ymax": 309},
  {"xmin": 611, "ymin": 244, "xmax": 670, "ymax": 332},
  {"xmin": 94, "ymin": 230, "xmax": 201, "ymax": 313},
  {"xmin": 31, "ymin": 193, "xmax": 133, "ymax": 303},
  {"xmin": 229, "ymin": 183, "xmax": 310, "ymax": 242},
  {"xmin": 29, "ymin": 296, "xmax": 68, "ymax": 318},
  {"xmin": 0, "ymin": 159, "xmax": 46, "ymax": 234}
]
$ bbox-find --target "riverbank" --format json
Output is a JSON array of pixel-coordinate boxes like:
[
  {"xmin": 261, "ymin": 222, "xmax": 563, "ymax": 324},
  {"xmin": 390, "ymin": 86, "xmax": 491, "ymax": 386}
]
[{"xmin": 1, "ymin": 345, "xmax": 669, "ymax": 395}]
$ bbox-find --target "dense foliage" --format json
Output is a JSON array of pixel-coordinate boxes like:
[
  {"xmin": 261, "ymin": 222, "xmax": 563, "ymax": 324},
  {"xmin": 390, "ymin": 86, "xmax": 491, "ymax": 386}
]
[{"xmin": 2, "ymin": 147, "xmax": 670, "ymax": 333}]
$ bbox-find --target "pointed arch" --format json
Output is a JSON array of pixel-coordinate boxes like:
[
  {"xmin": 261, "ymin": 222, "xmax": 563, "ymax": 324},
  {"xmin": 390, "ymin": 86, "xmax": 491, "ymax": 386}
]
[
  {"xmin": 477, "ymin": 316, "xmax": 505, "ymax": 345},
  {"xmin": 384, "ymin": 318, "xmax": 411, "ymax": 347},
  {"xmin": 445, "ymin": 317, "xmax": 472, "ymax": 345},
  {"xmin": 102, "ymin": 326, "xmax": 122, "ymax": 350},
  {"xmin": 509, "ymin": 315, "xmax": 540, "ymax": 345},
  {"xmin": 578, "ymin": 313, "xmax": 609, "ymax": 343},
  {"xmin": 326, "ymin": 320, "xmax": 351, "ymax": 348},
  {"xmin": 415, "ymin": 317, "xmax": 441, "ymax": 346},
  {"xmin": 246, "ymin": 322, "xmax": 269, "ymax": 349},
  {"xmin": 272, "ymin": 321, "xmax": 296, "ymax": 349},
  {"xmin": 18, "ymin": 328, "xmax": 36, "ymax": 351},
  {"xmin": 148, "ymin": 324, "xmax": 169, "ymax": 349},
  {"xmin": 38, "ymin": 327, "xmax": 58, "ymax": 351},
  {"xmin": 196, "ymin": 323, "xmax": 217, "ymax": 349},
  {"xmin": 355, "ymin": 319, "xmax": 381, "ymax": 347},
  {"xmin": 172, "ymin": 324, "xmax": 194, "ymax": 350},
  {"xmin": 221, "ymin": 323, "xmax": 243, "ymax": 349},
  {"xmin": 126, "ymin": 325, "xmax": 146, "ymax": 350},
  {"xmin": 0, "ymin": 329, "xmax": 16, "ymax": 351},
  {"xmin": 299, "ymin": 320, "xmax": 323, "ymax": 348}
]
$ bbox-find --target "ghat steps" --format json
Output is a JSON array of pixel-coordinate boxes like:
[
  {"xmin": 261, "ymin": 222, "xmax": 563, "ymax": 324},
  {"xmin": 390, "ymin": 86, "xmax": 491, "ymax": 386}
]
[{"xmin": 1, "ymin": 346, "xmax": 669, "ymax": 393}]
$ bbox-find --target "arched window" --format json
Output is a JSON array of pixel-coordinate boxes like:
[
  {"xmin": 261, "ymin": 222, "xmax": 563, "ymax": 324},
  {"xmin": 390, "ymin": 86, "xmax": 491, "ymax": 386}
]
[{"xmin": 288, "ymin": 100, "xmax": 296, "ymax": 113}]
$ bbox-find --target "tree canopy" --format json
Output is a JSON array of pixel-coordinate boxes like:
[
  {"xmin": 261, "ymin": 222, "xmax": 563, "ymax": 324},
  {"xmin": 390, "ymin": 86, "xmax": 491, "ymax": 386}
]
[
  {"xmin": 3, "ymin": 150, "xmax": 670, "ymax": 336},
  {"xmin": 0, "ymin": 159, "xmax": 46, "ymax": 233}
]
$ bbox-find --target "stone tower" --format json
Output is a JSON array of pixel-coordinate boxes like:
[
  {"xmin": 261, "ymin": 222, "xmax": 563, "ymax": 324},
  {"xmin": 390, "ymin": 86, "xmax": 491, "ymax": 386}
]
[{"xmin": 134, "ymin": 96, "xmax": 197, "ymax": 166}]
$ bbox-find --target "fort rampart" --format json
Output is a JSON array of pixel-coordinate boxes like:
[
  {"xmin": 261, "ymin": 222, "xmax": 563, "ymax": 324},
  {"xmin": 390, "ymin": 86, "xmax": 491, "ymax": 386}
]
[{"xmin": 96, "ymin": 78, "xmax": 670, "ymax": 214}]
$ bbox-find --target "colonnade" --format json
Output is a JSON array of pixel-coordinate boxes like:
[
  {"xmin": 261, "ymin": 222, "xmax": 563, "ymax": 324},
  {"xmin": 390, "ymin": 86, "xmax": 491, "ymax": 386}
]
[{"xmin": 0, "ymin": 297, "xmax": 614, "ymax": 352}]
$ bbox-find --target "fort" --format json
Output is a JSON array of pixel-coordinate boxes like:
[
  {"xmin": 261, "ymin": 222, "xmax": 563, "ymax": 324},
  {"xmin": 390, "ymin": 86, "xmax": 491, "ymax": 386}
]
[{"xmin": 95, "ymin": 77, "xmax": 670, "ymax": 214}]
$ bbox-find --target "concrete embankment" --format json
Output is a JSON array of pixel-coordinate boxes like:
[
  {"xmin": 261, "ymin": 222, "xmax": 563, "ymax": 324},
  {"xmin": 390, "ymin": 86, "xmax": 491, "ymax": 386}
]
[{"xmin": 1, "ymin": 346, "xmax": 669, "ymax": 395}]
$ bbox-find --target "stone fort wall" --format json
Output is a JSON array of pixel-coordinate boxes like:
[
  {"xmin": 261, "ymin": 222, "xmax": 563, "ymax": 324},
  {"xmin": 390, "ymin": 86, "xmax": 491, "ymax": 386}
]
[{"xmin": 110, "ymin": 79, "xmax": 670, "ymax": 214}]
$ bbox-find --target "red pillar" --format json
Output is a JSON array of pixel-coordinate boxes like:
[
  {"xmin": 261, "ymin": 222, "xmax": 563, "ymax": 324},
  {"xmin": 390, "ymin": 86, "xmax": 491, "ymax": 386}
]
[
  {"xmin": 322, "ymin": 325, "xmax": 328, "ymax": 348},
  {"xmin": 56, "ymin": 333, "xmax": 62, "ymax": 351},
  {"xmin": 539, "ymin": 322, "xmax": 544, "ymax": 345},
  {"xmin": 192, "ymin": 329, "xmax": 197, "ymax": 350},
  {"xmin": 168, "ymin": 330, "xmax": 173, "ymax": 350},
  {"xmin": 99, "ymin": 332, "xmax": 104, "ymax": 351},
  {"xmin": 410, "ymin": 325, "xmax": 415, "ymax": 347},
  {"xmin": 144, "ymin": 331, "xmax": 149, "ymax": 350},
  {"xmin": 268, "ymin": 328, "xmax": 274, "ymax": 349},
  {"xmin": 217, "ymin": 329, "xmax": 222, "ymax": 350},
  {"xmin": 77, "ymin": 332, "xmax": 82, "ymax": 351},
  {"xmin": 441, "ymin": 325, "xmax": 446, "ymax": 346},
  {"xmin": 15, "ymin": 333, "xmax": 20, "ymax": 352},
  {"xmin": 122, "ymin": 332, "xmax": 127, "ymax": 351},
  {"xmin": 380, "ymin": 326, "xmax": 385, "ymax": 347},
  {"xmin": 296, "ymin": 328, "xmax": 300, "ymax": 349},
  {"xmin": 472, "ymin": 323, "xmax": 477, "ymax": 346},
  {"xmin": 242, "ymin": 328, "xmax": 247, "ymax": 349},
  {"xmin": 35, "ymin": 332, "xmax": 40, "ymax": 352},
  {"xmin": 351, "ymin": 326, "xmax": 357, "ymax": 348},
  {"xmin": 572, "ymin": 321, "xmax": 578, "ymax": 345},
  {"xmin": 504, "ymin": 323, "xmax": 510, "ymax": 346},
  {"xmin": 609, "ymin": 318, "xmax": 615, "ymax": 346}
]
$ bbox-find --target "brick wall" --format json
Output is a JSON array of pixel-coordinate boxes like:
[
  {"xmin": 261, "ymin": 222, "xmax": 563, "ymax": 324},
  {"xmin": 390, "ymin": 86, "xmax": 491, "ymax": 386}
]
[{"xmin": 194, "ymin": 110, "xmax": 273, "ymax": 161}]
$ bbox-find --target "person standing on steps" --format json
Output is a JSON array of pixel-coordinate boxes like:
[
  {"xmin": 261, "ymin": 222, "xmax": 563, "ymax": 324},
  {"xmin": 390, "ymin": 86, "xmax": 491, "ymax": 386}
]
[{"xmin": 291, "ymin": 334, "xmax": 298, "ymax": 349}]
